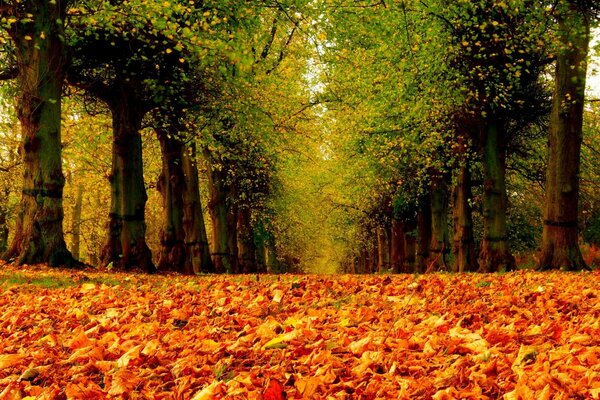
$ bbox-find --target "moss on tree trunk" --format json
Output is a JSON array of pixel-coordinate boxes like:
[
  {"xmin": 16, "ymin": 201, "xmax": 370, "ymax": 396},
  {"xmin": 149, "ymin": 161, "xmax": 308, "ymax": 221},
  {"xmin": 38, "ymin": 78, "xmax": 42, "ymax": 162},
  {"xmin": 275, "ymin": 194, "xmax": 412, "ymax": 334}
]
[
  {"xmin": 452, "ymin": 164, "xmax": 477, "ymax": 272},
  {"xmin": 429, "ymin": 176, "xmax": 449, "ymax": 271},
  {"xmin": 100, "ymin": 95, "xmax": 154, "ymax": 272},
  {"xmin": 156, "ymin": 129, "xmax": 188, "ymax": 273},
  {"xmin": 238, "ymin": 206, "xmax": 257, "ymax": 273},
  {"xmin": 2, "ymin": 1, "xmax": 74, "ymax": 267},
  {"xmin": 416, "ymin": 193, "xmax": 432, "ymax": 273},
  {"xmin": 539, "ymin": 4, "xmax": 589, "ymax": 271},
  {"xmin": 206, "ymin": 151, "xmax": 236, "ymax": 273},
  {"xmin": 478, "ymin": 123, "xmax": 515, "ymax": 273},
  {"xmin": 182, "ymin": 143, "xmax": 213, "ymax": 273},
  {"xmin": 390, "ymin": 219, "xmax": 406, "ymax": 273}
]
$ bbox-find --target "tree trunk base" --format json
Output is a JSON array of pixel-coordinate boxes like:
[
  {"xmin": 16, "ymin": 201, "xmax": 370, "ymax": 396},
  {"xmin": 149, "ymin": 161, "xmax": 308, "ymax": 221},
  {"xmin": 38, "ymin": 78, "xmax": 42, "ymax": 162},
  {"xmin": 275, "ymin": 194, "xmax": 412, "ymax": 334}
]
[
  {"xmin": 538, "ymin": 246, "xmax": 589, "ymax": 271},
  {"xmin": 477, "ymin": 244, "xmax": 516, "ymax": 273}
]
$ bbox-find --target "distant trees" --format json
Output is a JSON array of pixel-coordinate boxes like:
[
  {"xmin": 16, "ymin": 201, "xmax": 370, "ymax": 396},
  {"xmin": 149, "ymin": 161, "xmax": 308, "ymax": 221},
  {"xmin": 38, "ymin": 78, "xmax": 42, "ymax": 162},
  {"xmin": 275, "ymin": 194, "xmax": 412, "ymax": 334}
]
[{"xmin": 324, "ymin": 0, "xmax": 598, "ymax": 273}]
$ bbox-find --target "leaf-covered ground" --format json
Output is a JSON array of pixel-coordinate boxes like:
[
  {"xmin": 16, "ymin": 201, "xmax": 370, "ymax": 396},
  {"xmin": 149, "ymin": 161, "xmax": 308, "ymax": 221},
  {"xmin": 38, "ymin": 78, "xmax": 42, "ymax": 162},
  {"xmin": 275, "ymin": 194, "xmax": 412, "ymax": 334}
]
[{"xmin": 0, "ymin": 264, "xmax": 599, "ymax": 399}]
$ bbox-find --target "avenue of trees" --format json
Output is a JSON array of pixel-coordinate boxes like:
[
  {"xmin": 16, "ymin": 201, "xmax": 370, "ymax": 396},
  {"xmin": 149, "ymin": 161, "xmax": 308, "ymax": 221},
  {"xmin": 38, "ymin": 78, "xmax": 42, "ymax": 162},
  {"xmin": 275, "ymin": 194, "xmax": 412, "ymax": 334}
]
[{"xmin": 0, "ymin": 0, "xmax": 599, "ymax": 275}]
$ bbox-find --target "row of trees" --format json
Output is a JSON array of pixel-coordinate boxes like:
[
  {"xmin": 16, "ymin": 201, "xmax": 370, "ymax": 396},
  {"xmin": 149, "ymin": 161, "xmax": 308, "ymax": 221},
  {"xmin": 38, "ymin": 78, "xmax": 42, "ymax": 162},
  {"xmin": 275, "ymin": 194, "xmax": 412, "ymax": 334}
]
[
  {"xmin": 0, "ymin": 0, "xmax": 317, "ymax": 274},
  {"xmin": 0, "ymin": 0, "xmax": 599, "ymax": 275},
  {"xmin": 319, "ymin": 0, "xmax": 599, "ymax": 273}
]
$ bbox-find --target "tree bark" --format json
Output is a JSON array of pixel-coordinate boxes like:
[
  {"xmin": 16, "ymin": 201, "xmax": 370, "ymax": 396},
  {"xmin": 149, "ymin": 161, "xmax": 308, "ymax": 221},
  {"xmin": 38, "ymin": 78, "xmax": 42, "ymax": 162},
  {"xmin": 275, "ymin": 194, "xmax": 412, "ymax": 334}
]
[
  {"xmin": 156, "ymin": 129, "xmax": 188, "ymax": 273},
  {"xmin": 539, "ymin": 4, "xmax": 589, "ymax": 271},
  {"xmin": 238, "ymin": 206, "xmax": 257, "ymax": 273},
  {"xmin": 477, "ymin": 123, "xmax": 515, "ymax": 272},
  {"xmin": 206, "ymin": 152, "xmax": 235, "ymax": 273},
  {"xmin": 182, "ymin": 142, "xmax": 213, "ymax": 273},
  {"xmin": 404, "ymin": 231, "xmax": 416, "ymax": 273},
  {"xmin": 452, "ymin": 163, "xmax": 477, "ymax": 272},
  {"xmin": 390, "ymin": 219, "xmax": 406, "ymax": 273},
  {"xmin": 416, "ymin": 193, "xmax": 432, "ymax": 273},
  {"xmin": 70, "ymin": 185, "xmax": 84, "ymax": 261},
  {"xmin": 227, "ymin": 192, "xmax": 240, "ymax": 273},
  {"xmin": 100, "ymin": 93, "xmax": 154, "ymax": 272},
  {"xmin": 429, "ymin": 176, "xmax": 450, "ymax": 271},
  {"xmin": 2, "ymin": 1, "xmax": 74, "ymax": 267},
  {"xmin": 376, "ymin": 226, "xmax": 390, "ymax": 273}
]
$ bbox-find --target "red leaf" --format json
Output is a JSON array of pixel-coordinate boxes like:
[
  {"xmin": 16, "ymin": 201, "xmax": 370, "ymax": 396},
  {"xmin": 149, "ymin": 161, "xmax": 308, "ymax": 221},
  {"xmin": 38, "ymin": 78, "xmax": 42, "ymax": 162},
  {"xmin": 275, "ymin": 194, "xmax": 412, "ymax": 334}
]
[{"xmin": 262, "ymin": 379, "xmax": 286, "ymax": 400}]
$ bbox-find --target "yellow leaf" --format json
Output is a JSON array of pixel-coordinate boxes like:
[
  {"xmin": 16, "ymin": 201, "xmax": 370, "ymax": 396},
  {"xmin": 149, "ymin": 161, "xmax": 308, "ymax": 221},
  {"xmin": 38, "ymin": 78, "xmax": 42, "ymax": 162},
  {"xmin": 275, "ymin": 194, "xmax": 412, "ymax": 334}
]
[
  {"xmin": 263, "ymin": 330, "xmax": 298, "ymax": 350},
  {"xmin": 166, "ymin": 48, "xmax": 173, "ymax": 54},
  {"xmin": 80, "ymin": 282, "xmax": 96, "ymax": 292},
  {"xmin": 0, "ymin": 354, "xmax": 22, "ymax": 371},
  {"xmin": 272, "ymin": 289, "xmax": 284, "ymax": 303},
  {"xmin": 24, "ymin": 35, "xmax": 33, "ymax": 41},
  {"xmin": 191, "ymin": 380, "xmax": 221, "ymax": 400}
]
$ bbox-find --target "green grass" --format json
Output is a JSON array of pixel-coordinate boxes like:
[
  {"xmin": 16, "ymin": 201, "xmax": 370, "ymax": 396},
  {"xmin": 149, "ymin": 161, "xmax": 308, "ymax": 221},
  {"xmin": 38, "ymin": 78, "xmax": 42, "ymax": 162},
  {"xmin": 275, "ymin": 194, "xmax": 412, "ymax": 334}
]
[
  {"xmin": 0, "ymin": 272, "xmax": 131, "ymax": 290},
  {"xmin": 0, "ymin": 272, "xmax": 78, "ymax": 289}
]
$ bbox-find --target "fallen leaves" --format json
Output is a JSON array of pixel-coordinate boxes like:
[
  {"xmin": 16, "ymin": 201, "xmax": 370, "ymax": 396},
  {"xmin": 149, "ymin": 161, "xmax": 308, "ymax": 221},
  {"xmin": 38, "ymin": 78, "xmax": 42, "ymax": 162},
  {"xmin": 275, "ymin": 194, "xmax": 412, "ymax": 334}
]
[{"xmin": 0, "ymin": 264, "xmax": 598, "ymax": 398}]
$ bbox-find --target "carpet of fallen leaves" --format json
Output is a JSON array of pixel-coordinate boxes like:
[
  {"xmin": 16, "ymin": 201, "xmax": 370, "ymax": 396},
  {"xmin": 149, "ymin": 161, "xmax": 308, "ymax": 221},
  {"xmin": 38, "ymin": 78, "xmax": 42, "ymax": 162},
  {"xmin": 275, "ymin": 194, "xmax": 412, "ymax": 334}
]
[{"xmin": 0, "ymin": 264, "xmax": 599, "ymax": 399}]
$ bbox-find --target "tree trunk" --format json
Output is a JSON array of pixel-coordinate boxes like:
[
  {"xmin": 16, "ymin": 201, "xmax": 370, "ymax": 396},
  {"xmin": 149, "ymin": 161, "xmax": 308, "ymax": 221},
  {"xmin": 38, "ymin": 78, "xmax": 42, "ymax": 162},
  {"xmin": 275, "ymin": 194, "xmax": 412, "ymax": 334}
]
[
  {"xmin": 238, "ymin": 206, "xmax": 257, "ymax": 273},
  {"xmin": 182, "ymin": 142, "xmax": 213, "ymax": 273},
  {"xmin": 404, "ymin": 231, "xmax": 416, "ymax": 273},
  {"xmin": 416, "ymin": 193, "xmax": 432, "ymax": 273},
  {"xmin": 376, "ymin": 226, "xmax": 390, "ymax": 273},
  {"xmin": 390, "ymin": 219, "xmax": 406, "ymax": 273},
  {"xmin": 206, "ymin": 152, "xmax": 234, "ymax": 273},
  {"xmin": 227, "ymin": 192, "xmax": 239, "ymax": 274},
  {"xmin": 429, "ymin": 176, "xmax": 450, "ymax": 271},
  {"xmin": 477, "ymin": 123, "xmax": 515, "ymax": 272},
  {"xmin": 70, "ymin": 185, "xmax": 84, "ymax": 261},
  {"xmin": 452, "ymin": 164, "xmax": 477, "ymax": 272},
  {"xmin": 266, "ymin": 238, "xmax": 280, "ymax": 273},
  {"xmin": 539, "ymin": 4, "xmax": 589, "ymax": 271},
  {"xmin": 100, "ymin": 93, "xmax": 154, "ymax": 272},
  {"xmin": 156, "ymin": 129, "xmax": 188, "ymax": 273},
  {"xmin": 2, "ymin": 1, "xmax": 74, "ymax": 267},
  {"xmin": 0, "ymin": 187, "xmax": 10, "ymax": 255}
]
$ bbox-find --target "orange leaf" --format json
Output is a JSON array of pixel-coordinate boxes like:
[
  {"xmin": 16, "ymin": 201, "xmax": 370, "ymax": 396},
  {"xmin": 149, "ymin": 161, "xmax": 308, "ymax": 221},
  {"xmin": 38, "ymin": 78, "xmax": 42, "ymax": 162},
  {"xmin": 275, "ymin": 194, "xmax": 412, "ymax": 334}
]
[{"xmin": 107, "ymin": 368, "xmax": 139, "ymax": 396}]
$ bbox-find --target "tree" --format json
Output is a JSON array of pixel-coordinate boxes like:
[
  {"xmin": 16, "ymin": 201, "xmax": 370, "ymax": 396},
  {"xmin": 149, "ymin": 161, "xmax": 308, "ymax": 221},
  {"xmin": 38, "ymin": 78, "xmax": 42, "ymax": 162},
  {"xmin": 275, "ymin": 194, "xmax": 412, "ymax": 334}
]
[
  {"xmin": 67, "ymin": 0, "xmax": 234, "ymax": 271},
  {"xmin": 539, "ymin": 1, "xmax": 598, "ymax": 271},
  {"xmin": 0, "ymin": 1, "xmax": 76, "ymax": 266}
]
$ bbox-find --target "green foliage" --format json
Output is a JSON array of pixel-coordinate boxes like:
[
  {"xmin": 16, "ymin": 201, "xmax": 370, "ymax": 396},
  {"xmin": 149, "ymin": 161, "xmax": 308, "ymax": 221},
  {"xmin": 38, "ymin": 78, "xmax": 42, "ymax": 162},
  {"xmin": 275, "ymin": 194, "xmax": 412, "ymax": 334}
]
[{"xmin": 584, "ymin": 213, "xmax": 600, "ymax": 246}]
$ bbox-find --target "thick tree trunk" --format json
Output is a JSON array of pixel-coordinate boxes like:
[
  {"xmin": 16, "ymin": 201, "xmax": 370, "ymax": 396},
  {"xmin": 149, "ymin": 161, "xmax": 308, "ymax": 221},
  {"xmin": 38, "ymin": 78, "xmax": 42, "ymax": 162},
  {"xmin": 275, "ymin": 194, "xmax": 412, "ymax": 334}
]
[
  {"xmin": 429, "ymin": 176, "xmax": 450, "ymax": 271},
  {"xmin": 2, "ymin": 2, "xmax": 74, "ymax": 267},
  {"xmin": 452, "ymin": 164, "xmax": 477, "ymax": 272},
  {"xmin": 206, "ymin": 153, "xmax": 235, "ymax": 273},
  {"xmin": 390, "ymin": 219, "xmax": 406, "ymax": 273},
  {"xmin": 70, "ymin": 185, "xmax": 84, "ymax": 261},
  {"xmin": 539, "ymin": 5, "xmax": 589, "ymax": 271},
  {"xmin": 182, "ymin": 143, "xmax": 213, "ymax": 273},
  {"xmin": 238, "ymin": 206, "xmax": 257, "ymax": 273},
  {"xmin": 100, "ymin": 94, "xmax": 154, "ymax": 272},
  {"xmin": 156, "ymin": 130, "xmax": 188, "ymax": 273},
  {"xmin": 478, "ymin": 123, "xmax": 515, "ymax": 273},
  {"xmin": 416, "ymin": 194, "xmax": 432, "ymax": 273}
]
